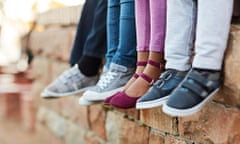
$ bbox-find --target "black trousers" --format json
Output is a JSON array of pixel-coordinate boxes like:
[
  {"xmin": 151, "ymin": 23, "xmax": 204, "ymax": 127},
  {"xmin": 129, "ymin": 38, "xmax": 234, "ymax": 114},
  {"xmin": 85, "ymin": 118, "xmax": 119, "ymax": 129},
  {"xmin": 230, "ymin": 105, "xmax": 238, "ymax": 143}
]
[{"xmin": 69, "ymin": 0, "xmax": 107, "ymax": 65}]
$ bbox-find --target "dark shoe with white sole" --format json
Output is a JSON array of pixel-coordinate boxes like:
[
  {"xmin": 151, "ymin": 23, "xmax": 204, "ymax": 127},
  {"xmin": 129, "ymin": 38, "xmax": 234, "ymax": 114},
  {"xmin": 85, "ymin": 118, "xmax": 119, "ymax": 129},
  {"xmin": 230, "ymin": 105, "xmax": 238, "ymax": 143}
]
[
  {"xmin": 162, "ymin": 68, "xmax": 221, "ymax": 117},
  {"xmin": 136, "ymin": 69, "xmax": 188, "ymax": 109}
]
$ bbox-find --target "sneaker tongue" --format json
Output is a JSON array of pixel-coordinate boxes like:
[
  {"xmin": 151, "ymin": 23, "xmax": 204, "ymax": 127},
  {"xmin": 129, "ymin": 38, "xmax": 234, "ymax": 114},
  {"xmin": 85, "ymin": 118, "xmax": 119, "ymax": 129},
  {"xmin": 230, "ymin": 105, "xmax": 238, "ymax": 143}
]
[{"xmin": 110, "ymin": 63, "xmax": 127, "ymax": 72}]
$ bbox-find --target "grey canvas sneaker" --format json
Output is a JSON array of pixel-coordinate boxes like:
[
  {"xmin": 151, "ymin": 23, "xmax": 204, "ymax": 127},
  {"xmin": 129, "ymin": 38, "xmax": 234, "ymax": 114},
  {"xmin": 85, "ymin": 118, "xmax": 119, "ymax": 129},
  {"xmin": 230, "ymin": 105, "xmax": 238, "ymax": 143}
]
[
  {"xmin": 81, "ymin": 63, "xmax": 135, "ymax": 101},
  {"xmin": 41, "ymin": 64, "xmax": 98, "ymax": 98}
]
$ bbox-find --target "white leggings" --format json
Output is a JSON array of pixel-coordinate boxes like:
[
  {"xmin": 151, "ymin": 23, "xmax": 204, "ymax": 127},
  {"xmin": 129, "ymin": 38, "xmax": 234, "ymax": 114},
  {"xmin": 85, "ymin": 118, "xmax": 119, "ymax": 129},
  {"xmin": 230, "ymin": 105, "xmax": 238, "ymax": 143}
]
[{"xmin": 165, "ymin": 0, "xmax": 233, "ymax": 71}]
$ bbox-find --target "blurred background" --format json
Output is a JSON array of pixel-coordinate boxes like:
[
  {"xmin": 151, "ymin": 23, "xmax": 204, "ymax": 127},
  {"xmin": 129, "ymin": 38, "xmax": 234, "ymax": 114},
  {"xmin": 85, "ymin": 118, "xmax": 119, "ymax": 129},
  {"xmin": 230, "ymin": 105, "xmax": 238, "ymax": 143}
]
[
  {"xmin": 0, "ymin": 0, "xmax": 83, "ymax": 67},
  {"xmin": 0, "ymin": 1, "xmax": 84, "ymax": 143}
]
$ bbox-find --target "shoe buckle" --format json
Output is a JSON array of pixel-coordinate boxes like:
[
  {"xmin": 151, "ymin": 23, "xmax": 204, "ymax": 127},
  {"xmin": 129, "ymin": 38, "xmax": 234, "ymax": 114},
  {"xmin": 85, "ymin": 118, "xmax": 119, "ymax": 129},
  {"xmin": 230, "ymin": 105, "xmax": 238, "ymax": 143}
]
[
  {"xmin": 164, "ymin": 73, "xmax": 172, "ymax": 80},
  {"xmin": 157, "ymin": 81, "xmax": 165, "ymax": 88}
]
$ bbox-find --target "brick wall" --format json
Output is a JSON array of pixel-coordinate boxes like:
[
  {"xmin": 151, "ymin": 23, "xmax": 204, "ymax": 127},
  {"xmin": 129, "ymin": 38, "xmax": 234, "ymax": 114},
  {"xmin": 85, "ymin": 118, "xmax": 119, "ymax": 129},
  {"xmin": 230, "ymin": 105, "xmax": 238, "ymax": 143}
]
[{"xmin": 29, "ymin": 5, "xmax": 240, "ymax": 144}]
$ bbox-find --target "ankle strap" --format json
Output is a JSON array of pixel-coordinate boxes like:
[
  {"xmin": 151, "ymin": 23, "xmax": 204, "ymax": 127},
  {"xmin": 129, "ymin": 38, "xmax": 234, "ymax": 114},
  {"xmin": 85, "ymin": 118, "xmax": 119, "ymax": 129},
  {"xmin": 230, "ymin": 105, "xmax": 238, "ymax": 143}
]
[
  {"xmin": 133, "ymin": 73, "xmax": 139, "ymax": 79},
  {"xmin": 136, "ymin": 61, "xmax": 147, "ymax": 66},
  {"xmin": 148, "ymin": 60, "xmax": 160, "ymax": 68},
  {"xmin": 140, "ymin": 73, "xmax": 154, "ymax": 85}
]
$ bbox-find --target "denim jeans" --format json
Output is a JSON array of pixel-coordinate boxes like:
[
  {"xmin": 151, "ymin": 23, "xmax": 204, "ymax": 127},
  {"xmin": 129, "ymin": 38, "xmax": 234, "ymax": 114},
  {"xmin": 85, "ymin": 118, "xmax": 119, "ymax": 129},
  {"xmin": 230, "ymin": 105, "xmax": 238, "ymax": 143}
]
[
  {"xmin": 165, "ymin": 0, "xmax": 233, "ymax": 71},
  {"xmin": 135, "ymin": 0, "xmax": 166, "ymax": 52},
  {"xmin": 105, "ymin": 0, "xmax": 137, "ymax": 68},
  {"xmin": 69, "ymin": 0, "xmax": 107, "ymax": 65}
]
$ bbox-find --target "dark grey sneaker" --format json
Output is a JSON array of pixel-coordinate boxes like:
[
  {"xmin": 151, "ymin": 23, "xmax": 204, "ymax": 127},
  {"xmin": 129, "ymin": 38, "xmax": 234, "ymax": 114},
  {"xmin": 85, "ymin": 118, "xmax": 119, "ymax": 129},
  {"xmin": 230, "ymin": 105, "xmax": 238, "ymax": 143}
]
[
  {"xmin": 81, "ymin": 63, "xmax": 135, "ymax": 102},
  {"xmin": 136, "ymin": 69, "xmax": 188, "ymax": 109},
  {"xmin": 163, "ymin": 68, "xmax": 221, "ymax": 117}
]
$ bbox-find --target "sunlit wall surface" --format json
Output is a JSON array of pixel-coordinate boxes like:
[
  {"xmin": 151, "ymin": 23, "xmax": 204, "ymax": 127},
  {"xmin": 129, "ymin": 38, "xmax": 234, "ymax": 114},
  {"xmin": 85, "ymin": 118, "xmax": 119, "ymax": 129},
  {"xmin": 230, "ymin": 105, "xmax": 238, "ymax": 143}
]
[{"xmin": 0, "ymin": 0, "xmax": 84, "ymax": 66}]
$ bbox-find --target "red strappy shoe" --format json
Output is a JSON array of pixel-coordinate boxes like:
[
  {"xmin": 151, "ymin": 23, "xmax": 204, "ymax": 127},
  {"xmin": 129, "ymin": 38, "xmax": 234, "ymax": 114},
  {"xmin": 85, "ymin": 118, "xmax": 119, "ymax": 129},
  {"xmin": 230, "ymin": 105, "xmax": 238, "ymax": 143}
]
[
  {"xmin": 103, "ymin": 61, "xmax": 147, "ymax": 105},
  {"xmin": 109, "ymin": 60, "xmax": 162, "ymax": 109}
]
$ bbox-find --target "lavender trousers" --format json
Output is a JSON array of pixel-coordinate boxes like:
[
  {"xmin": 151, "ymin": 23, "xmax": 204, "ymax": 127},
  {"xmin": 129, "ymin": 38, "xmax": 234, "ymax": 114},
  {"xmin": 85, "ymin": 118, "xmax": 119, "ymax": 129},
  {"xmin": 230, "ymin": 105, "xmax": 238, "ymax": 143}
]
[{"xmin": 135, "ymin": 0, "xmax": 166, "ymax": 52}]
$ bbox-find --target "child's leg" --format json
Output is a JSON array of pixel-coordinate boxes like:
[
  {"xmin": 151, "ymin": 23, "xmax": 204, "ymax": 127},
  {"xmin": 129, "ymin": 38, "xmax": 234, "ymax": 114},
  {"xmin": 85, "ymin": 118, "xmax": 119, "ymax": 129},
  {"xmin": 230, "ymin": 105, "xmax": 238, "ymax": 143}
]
[
  {"xmin": 163, "ymin": 0, "xmax": 234, "ymax": 117},
  {"xmin": 136, "ymin": 0, "xmax": 194, "ymax": 109},
  {"xmin": 193, "ymin": 0, "xmax": 233, "ymax": 69},
  {"xmin": 123, "ymin": 0, "xmax": 166, "ymax": 98},
  {"xmin": 105, "ymin": 0, "xmax": 120, "ymax": 68},
  {"xmin": 165, "ymin": 0, "xmax": 196, "ymax": 71},
  {"xmin": 122, "ymin": 0, "xmax": 150, "ymax": 90},
  {"xmin": 111, "ymin": 0, "xmax": 137, "ymax": 68},
  {"xmin": 109, "ymin": 0, "xmax": 167, "ymax": 109}
]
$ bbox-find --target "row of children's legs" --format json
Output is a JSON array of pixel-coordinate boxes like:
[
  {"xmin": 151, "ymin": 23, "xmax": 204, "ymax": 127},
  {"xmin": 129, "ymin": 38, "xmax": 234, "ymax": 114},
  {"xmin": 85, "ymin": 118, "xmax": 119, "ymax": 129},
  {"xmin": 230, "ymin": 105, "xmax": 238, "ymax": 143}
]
[{"xmin": 41, "ymin": 0, "xmax": 234, "ymax": 117}]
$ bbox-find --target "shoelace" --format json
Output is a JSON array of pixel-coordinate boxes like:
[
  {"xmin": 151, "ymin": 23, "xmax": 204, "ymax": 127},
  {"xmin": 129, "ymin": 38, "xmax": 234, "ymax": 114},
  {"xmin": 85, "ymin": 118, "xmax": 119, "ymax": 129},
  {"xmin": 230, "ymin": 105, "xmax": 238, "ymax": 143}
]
[{"xmin": 97, "ymin": 71, "xmax": 118, "ymax": 90}]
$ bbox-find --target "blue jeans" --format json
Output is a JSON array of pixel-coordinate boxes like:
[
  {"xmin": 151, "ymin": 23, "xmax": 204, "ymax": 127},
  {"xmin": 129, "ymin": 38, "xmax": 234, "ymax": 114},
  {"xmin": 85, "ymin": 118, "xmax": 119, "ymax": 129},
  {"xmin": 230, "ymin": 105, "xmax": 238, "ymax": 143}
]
[
  {"xmin": 105, "ymin": 0, "xmax": 137, "ymax": 68},
  {"xmin": 69, "ymin": 0, "xmax": 107, "ymax": 65}
]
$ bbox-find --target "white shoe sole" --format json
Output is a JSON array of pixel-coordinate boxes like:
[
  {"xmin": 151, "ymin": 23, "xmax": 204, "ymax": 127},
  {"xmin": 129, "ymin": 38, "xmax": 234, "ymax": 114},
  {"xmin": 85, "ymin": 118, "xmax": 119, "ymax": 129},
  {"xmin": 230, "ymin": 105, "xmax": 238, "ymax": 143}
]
[
  {"xmin": 78, "ymin": 97, "xmax": 99, "ymax": 106},
  {"xmin": 136, "ymin": 96, "xmax": 169, "ymax": 109},
  {"xmin": 162, "ymin": 88, "xmax": 220, "ymax": 117},
  {"xmin": 82, "ymin": 86, "xmax": 124, "ymax": 101},
  {"xmin": 40, "ymin": 86, "xmax": 95, "ymax": 98}
]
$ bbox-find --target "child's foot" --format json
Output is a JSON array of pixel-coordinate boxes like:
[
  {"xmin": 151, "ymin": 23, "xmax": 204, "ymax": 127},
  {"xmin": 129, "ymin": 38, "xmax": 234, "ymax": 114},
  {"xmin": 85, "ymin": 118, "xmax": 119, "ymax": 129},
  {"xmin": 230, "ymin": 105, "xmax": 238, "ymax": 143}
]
[
  {"xmin": 103, "ymin": 61, "xmax": 146, "ymax": 105},
  {"xmin": 162, "ymin": 68, "xmax": 221, "ymax": 117},
  {"xmin": 109, "ymin": 60, "xmax": 164, "ymax": 108},
  {"xmin": 41, "ymin": 64, "xmax": 98, "ymax": 98},
  {"xmin": 136, "ymin": 69, "xmax": 188, "ymax": 109},
  {"xmin": 81, "ymin": 63, "xmax": 135, "ymax": 102}
]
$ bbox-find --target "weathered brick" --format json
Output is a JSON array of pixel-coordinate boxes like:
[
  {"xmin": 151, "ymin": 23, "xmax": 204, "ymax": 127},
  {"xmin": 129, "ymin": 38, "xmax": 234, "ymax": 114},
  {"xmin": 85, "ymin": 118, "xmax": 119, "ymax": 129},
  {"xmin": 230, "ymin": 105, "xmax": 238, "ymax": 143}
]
[
  {"xmin": 114, "ymin": 108, "xmax": 139, "ymax": 120},
  {"xmin": 50, "ymin": 61, "xmax": 69, "ymax": 81},
  {"xmin": 45, "ymin": 110, "xmax": 66, "ymax": 138},
  {"xmin": 36, "ymin": 5, "xmax": 82, "ymax": 26},
  {"xmin": 29, "ymin": 27, "xmax": 75, "ymax": 62},
  {"xmin": 31, "ymin": 56, "xmax": 52, "ymax": 83},
  {"xmin": 65, "ymin": 121, "xmax": 85, "ymax": 144},
  {"xmin": 178, "ymin": 102, "xmax": 240, "ymax": 144},
  {"xmin": 165, "ymin": 136, "xmax": 187, "ymax": 144},
  {"xmin": 36, "ymin": 123, "xmax": 64, "ymax": 144},
  {"xmin": 21, "ymin": 91, "xmax": 36, "ymax": 131},
  {"xmin": 220, "ymin": 25, "xmax": 240, "ymax": 106},
  {"xmin": 106, "ymin": 111, "xmax": 122, "ymax": 144},
  {"xmin": 84, "ymin": 132, "xmax": 104, "ymax": 144},
  {"xmin": 119, "ymin": 118, "xmax": 149, "ymax": 144},
  {"xmin": 89, "ymin": 105, "xmax": 107, "ymax": 140},
  {"xmin": 148, "ymin": 130, "xmax": 164, "ymax": 144},
  {"xmin": 59, "ymin": 96, "xmax": 90, "ymax": 129},
  {"xmin": 140, "ymin": 108, "xmax": 178, "ymax": 135},
  {"xmin": 0, "ymin": 93, "xmax": 21, "ymax": 120}
]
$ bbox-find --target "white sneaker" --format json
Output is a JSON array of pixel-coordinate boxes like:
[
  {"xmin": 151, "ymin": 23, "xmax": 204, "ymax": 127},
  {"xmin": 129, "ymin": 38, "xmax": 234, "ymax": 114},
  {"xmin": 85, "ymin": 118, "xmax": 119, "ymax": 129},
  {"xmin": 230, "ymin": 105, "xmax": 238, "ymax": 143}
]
[
  {"xmin": 41, "ymin": 64, "xmax": 98, "ymax": 98},
  {"xmin": 82, "ymin": 63, "xmax": 135, "ymax": 101}
]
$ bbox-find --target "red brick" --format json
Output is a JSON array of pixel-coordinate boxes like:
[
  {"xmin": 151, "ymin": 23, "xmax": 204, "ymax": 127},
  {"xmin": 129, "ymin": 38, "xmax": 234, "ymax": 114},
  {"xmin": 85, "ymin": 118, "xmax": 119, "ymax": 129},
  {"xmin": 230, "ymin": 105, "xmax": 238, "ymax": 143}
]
[
  {"xmin": 89, "ymin": 105, "xmax": 107, "ymax": 140},
  {"xmin": 115, "ymin": 107, "xmax": 139, "ymax": 120},
  {"xmin": 221, "ymin": 25, "xmax": 240, "ymax": 106},
  {"xmin": 59, "ymin": 96, "xmax": 90, "ymax": 129},
  {"xmin": 84, "ymin": 133, "xmax": 102, "ymax": 144},
  {"xmin": 178, "ymin": 102, "xmax": 240, "ymax": 144},
  {"xmin": 148, "ymin": 131, "xmax": 164, "ymax": 144},
  {"xmin": 140, "ymin": 108, "xmax": 178, "ymax": 135},
  {"xmin": 21, "ymin": 91, "xmax": 36, "ymax": 131},
  {"xmin": 50, "ymin": 61, "xmax": 69, "ymax": 81},
  {"xmin": 36, "ymin": 123, "xmax": 64, "ymax": 144},
  {"xmin": 119, "ymin": 118, "xmax": 149, "ymax": 144},
  {"xmin": 31, "ymin": 56, "xmax": 52, "ymax": 83},
  {"xmin": 29, "ymin": 27, "xmax": 75, "ymax": 62},
  {"xmin": 165, "ymin": 136, "xmax": 187, "ymax": 144},
  {"xmin": 0, "ymin": 93, "xmax": 21, "ymax": 120}
]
